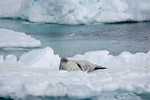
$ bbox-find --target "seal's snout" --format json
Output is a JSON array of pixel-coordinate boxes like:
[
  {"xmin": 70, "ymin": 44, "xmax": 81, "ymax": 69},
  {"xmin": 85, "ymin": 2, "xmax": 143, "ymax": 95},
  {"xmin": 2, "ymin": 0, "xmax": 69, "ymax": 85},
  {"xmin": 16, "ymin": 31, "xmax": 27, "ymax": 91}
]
[{"xmin": 61, "ymin": 57, "xmax": 68, "ymax": 63}]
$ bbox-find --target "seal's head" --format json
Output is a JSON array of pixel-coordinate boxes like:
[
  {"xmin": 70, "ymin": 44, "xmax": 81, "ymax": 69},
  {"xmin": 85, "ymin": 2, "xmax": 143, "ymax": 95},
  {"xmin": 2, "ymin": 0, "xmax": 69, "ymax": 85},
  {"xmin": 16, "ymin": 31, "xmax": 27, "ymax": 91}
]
[
  {"xmin": 60, "ymin": 57, "xmax": 68, "ymax": 63},
  {"xmin": 59, "ymin": 57, "xmax": 68, "ymax": 70}
]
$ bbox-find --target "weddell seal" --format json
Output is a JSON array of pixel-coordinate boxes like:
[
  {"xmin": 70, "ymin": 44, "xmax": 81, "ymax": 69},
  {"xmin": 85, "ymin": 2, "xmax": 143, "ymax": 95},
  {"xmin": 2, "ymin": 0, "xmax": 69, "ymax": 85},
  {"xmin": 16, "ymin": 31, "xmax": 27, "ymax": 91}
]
[{"xmin": 59, "ymin": 57, "xmax": 106, "ymax": 72}]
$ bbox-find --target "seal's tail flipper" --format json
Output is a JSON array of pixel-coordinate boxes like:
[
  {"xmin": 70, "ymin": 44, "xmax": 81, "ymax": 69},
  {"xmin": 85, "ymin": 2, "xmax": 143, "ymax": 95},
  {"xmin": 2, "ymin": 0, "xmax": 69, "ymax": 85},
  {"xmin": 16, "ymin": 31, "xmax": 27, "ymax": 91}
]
[{"xmin": 94, "ymin": 66, "xmax": 107, "ymax": 70}]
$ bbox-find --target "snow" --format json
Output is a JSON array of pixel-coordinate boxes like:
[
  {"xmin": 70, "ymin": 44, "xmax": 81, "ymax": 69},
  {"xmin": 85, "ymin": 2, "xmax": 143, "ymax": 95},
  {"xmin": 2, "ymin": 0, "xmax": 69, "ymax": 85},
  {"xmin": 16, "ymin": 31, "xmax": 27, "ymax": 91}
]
[
  {"xmin": 0, "ymin": 47, "xmax": 150, "ymax": 99},
  {"xmin": 0, "ymin": 28, "xmax": 41, "ymax": 48}
]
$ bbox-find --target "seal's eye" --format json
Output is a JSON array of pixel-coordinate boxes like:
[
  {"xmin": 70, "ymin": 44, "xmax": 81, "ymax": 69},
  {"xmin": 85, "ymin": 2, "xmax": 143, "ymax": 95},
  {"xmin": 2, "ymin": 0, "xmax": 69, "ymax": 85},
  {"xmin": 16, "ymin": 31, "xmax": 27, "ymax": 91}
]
[{"xmin": 61, "ymin": 57, "xmax": 68, "ymax": 63}]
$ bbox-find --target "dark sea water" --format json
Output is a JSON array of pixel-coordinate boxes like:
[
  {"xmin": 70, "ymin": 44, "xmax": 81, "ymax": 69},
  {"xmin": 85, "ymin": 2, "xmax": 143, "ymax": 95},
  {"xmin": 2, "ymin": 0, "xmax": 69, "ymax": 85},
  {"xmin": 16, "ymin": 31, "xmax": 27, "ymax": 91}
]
[{"xmin": 0, "ymin": 19, "xmax": 150, "ymax": 58}]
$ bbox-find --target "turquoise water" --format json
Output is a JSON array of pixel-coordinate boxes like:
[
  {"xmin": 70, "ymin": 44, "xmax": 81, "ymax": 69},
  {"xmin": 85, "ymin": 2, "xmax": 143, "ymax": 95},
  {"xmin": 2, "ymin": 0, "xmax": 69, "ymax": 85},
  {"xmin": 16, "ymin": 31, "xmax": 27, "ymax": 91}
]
[{"xmin": 0, "ymin": 19, "xmax": 150, "ymax": 58}]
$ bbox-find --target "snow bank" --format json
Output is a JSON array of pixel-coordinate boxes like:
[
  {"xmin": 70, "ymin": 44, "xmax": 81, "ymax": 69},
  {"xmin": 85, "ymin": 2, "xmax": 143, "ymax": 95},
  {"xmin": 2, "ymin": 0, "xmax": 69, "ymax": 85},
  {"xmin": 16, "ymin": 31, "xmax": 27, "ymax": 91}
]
[
  {"xmin": 1, "ymin": 0, "xmax": 150, "ymax": 24},
  {"xmin": 0, "ymin": 47, "xmax": 150, "ymax": 99},
  {"xmin": 0, "ymin": 28, "xmax": 41, "ymax": 48}
]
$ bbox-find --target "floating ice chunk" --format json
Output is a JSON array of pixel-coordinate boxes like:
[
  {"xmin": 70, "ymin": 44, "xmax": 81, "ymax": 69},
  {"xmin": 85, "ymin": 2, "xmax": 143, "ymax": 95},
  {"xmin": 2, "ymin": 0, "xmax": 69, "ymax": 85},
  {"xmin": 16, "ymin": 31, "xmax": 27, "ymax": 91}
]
[
  {"xmin": 0, "ymin": 28, "xmax": 41, "ymax": 48},
  {"xmin": 5, "ymin": 55, "xmax": 17, "ymax": 63},
  {"xmin": 19, "ymin": 47, "xmax": 60, "ymax": 69}
]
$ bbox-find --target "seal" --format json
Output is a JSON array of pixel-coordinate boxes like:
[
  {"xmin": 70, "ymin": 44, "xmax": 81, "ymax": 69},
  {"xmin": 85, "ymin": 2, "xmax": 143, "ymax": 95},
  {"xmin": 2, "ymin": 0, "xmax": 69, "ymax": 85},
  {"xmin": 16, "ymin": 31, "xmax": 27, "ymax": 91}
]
[{"xmin": 59, "ymin": 57, "xmax": 106, "ymax": 72}]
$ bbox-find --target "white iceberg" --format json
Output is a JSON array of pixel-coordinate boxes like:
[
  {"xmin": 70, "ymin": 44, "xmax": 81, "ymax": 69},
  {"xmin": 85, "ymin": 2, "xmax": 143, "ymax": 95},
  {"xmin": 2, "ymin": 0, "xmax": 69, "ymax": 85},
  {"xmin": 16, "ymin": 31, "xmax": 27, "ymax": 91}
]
[
  {"xmin": 1, "ymin": 0, "xmax": 150, "ymax": 24},
  {"xmin": 19, "ymin": 0, "xmax": 150, "ymax": 24},
  {"xmin": 0, "ymin": 47, "xmax": 150, "ymax": 99},
  {"xmin": 0, "ymin": 0, "xmax": 22, "ymax": 18},
  {"xmin": 0, "ymin": 28, "xmax": 41, "ymax": 48}
]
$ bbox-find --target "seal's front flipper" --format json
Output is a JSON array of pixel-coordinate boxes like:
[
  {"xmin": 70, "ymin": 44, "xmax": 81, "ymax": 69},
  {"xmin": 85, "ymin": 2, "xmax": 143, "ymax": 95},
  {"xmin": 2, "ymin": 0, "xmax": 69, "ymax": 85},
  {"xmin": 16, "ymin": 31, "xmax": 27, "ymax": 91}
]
[{"xmin": 76, "ymin": 63, "xmax": 83, "ymax": 71}]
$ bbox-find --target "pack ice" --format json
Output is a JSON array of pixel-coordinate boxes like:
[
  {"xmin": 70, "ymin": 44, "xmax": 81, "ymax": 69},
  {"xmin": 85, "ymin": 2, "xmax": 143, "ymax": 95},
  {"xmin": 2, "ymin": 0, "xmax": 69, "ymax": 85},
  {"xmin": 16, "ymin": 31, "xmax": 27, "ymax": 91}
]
[{"xmin": 0, "ymin": 47, "xmax": 150, "ymax": 99}]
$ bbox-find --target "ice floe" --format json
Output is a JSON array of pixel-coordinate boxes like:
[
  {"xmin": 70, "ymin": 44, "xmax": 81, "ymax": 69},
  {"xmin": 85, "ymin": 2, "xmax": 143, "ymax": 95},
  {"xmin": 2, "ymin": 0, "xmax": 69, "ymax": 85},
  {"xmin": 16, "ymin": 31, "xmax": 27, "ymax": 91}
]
[
  {"xmin": 0, "ymin": 28, "xmax": 41, "ymax": 48},
  {"xmin": 0, "ymin": 47, "xmax": 150, "ymax": 99}
]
